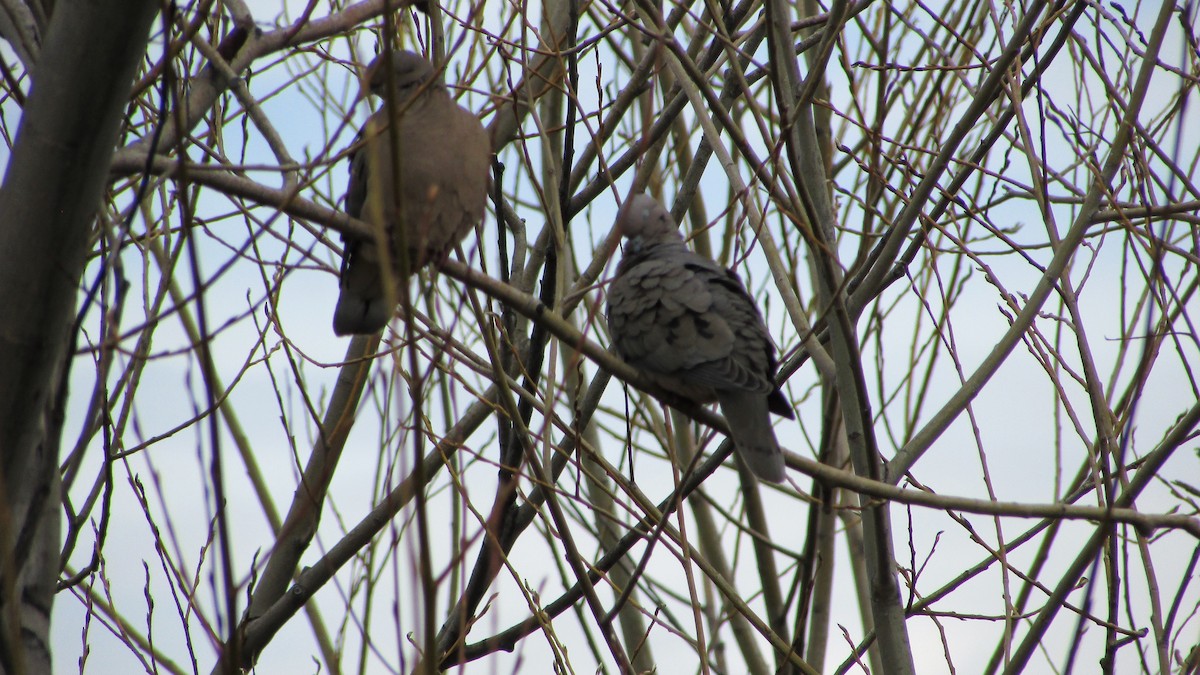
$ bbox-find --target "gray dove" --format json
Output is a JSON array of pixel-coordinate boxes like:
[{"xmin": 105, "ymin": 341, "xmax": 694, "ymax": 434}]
[
  {"xmin": 606, "ymin": 194, "xmax": 794, "ymax": 482},
  {"xmin": 333, "ymin": 50, "xmax": 491, "ymax": 335}
]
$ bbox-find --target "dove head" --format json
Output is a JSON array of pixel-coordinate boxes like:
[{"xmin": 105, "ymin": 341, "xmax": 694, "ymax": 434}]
[
  {"xmin": 362, "ymin": 50, "xmax": 438, "ymax": 104},
  {"xmin": 617, "ymin": 194, "xmax": 683, "ymax": 250}
]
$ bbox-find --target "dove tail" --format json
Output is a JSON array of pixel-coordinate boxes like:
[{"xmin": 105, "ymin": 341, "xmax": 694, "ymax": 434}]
[
  {"xmin": 715, "ymin": 390, "xmax": 786, "ymax": 482},
  {"xmin": 332, "ymin": 289, "xmax": 391, "ymax": 335},
  {"xmin": 334, "ymin": 241, "xmax": 393, "ymax": 335}
]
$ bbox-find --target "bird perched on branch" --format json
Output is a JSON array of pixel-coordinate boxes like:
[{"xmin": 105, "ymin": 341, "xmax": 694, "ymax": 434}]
[
  {"xmin": 333, "ymin": 50, "xmax": 490, "ymax": 335},
  {"xmin": 606, "ymin": 194, "xmax": 794, "ymax": 482}
]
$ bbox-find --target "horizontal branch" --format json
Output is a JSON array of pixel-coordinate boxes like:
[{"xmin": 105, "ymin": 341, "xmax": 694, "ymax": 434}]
[{"xmin": 439, "ymin": 260, "xmax": 1200, "ymax": 538}]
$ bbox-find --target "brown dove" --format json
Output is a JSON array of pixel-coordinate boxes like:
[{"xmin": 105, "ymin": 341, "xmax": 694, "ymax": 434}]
[
  {"xmin": 333, "ymin": 50, "xmax": 491, "ymax": 335},
  {"xmin": 606, "ymin": 194, "xmax": 795, "ymax": 482}
]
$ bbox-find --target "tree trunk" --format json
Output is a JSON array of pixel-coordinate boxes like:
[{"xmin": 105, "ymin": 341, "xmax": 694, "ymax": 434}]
[{"xmin": 0, "ymin": 1, "xmax": 158, "ymax": 672}]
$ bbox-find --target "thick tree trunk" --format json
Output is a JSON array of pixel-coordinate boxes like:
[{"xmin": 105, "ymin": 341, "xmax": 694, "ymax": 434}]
[{"xmin": 0, "ymin": 1, "xmax": 158, "ymax": 672}]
